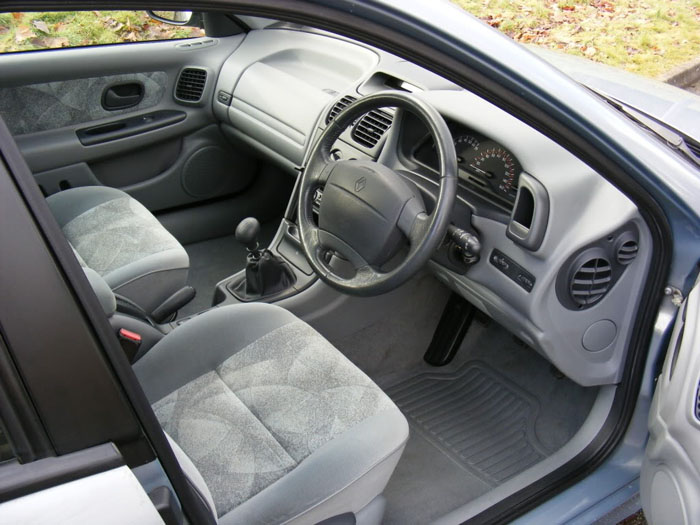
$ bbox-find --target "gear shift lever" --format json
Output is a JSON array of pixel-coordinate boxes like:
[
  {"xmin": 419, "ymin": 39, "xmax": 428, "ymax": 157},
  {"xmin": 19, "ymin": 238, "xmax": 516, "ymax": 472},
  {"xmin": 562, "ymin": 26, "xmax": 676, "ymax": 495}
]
[
  {"xmin": 231, "ymin": 217, "xmax": 295, "ymax": 300},
  {"xmin": 235, "ymin": 217, "xmax": 262, "ymax": 256}
]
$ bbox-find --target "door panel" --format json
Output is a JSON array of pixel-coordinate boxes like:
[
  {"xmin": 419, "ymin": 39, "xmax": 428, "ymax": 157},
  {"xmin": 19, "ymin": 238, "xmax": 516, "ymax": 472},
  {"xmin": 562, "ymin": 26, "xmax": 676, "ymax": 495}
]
[
  {"xmin": 0, "ymin": 72, "xmax": 168, "ymax": 135},
  {"xmin": 0, "ymin": 34, "xmax": 255, "ymax": 212},
  {"xmin": 91, "ymin": 125, "xmax": 258, "ymax": 212},
  {"xmin": 641, "ymin": 283, "xmax": 700, "ymax": 524}
]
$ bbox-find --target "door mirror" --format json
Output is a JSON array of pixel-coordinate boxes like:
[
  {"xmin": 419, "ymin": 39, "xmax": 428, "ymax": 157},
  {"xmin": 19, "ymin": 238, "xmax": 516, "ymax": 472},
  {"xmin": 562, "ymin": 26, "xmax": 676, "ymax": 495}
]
[{"xmin": 148, "ymin": 10, "xmax": 194, "ymax": 26}]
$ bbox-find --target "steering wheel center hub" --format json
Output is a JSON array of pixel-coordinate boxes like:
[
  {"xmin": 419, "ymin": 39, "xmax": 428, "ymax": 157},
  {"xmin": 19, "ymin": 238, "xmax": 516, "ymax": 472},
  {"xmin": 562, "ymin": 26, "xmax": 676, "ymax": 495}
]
[{"xmin": 319, "ymin": 160, "xmax": 417, "ymax": 266}]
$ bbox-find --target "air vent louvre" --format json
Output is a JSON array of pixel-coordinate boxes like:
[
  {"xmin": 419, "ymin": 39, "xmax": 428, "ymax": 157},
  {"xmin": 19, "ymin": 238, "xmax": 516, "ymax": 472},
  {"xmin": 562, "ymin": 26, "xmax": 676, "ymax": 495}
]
[
  {"xmin": 617, "ymin": 240, "xmax": 639, "ymax": 265},
  {"xmin": 570, "ymin": 257, "xmax": 612, "ymax": 307},
  {"xmin": 352, "ymin": 109, "xmax": 393, "ymax": 148},
  {"xmin": 176, "ymin": 68, "xmax": 207, "ymax": 102},
  {"xmin": 326, "ymin": 95, "xmax": 357, "ymax": 124}
]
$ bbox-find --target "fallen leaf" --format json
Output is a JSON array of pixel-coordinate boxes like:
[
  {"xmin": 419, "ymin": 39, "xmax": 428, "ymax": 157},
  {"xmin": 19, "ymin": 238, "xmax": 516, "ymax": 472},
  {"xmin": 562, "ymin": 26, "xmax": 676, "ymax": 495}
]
[
  {"xmin": 41, "ymin": 36, "xmax": 70, "ymax": 48},
  {"xmin": 14, "ymin": 25, "xmax": 35, "ymax": 43},
  {"xmin": 32, "ymin": 20, "xmax": 50, "ymax": 33},
  {"xmin": 11, "ymin": 12, "xmax": 21, "ymax": 21}
]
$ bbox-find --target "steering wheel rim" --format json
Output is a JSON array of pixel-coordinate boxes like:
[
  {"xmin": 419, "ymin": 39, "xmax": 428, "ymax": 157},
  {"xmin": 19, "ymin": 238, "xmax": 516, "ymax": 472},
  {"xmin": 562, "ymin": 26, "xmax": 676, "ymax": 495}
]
[{"xmin": 297, "ymin": 91, "xmax": 457, "ymax": 296}]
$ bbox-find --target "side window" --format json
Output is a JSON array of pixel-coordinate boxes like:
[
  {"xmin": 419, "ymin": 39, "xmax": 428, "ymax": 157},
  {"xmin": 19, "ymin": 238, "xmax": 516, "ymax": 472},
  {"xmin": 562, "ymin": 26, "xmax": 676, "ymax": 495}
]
[{"xmin": 0, "ymin": 11, "xmax": 205, "ymax": 53}]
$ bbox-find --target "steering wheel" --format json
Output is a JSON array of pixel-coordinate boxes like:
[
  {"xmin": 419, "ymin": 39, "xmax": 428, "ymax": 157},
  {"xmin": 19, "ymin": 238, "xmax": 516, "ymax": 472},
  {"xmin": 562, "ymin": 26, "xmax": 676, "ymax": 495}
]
[{"xmin": 297, "ymin": 91, "xmax": 457, "ymax": 296}]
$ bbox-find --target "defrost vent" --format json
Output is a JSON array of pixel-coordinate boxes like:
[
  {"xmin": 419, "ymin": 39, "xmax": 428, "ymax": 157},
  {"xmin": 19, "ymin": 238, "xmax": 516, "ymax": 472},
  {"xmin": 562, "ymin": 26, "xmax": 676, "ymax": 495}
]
[
  {"xmin": 352, "ymin": 109, "xmax": 393, "ymax": 148},
  {"xmin": 176, "ymin": 68, "xmax": 207, "ymax": 102},
  {"xmin": 616, "ymin": 240, "xmax": 639, "ymax": 265},
  {"xmin": 326, "ymin": 95, "xmax": 357, "ymax": 124},
  {"xmin": 570, "ymin": 257, "xmax": 612, "ymax": 307}
]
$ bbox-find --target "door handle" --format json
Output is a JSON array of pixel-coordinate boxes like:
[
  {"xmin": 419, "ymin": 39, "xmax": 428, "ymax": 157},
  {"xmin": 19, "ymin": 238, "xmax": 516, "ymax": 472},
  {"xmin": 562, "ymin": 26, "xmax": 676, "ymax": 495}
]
[{"xmin": 102, "ymin": 82, "xmax": 144, "ymax": 111}]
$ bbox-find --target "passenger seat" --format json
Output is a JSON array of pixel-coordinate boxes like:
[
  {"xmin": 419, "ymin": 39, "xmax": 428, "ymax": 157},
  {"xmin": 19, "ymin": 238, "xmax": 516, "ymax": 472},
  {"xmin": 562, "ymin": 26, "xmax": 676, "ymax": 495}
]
[{"xmin": 47, "ymin": 186, "xmax": 191, "ymax": 320}]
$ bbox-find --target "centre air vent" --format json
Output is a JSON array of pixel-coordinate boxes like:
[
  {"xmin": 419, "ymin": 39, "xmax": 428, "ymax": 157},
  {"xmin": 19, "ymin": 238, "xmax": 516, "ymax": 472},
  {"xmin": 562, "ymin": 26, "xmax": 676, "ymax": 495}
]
[
  {"xmin": 352, "ymin": 109, "xmax": 393, "ymax": 148},
  {"xmin": 326, "ymin": 95, "xmax": 357, "ymax": 124},
  {"xmin": 570, "ymin": 257, "xmax": 612, "ymax": 308},
  {"xmin": 175, "ymin": 67, "xmax": 207, "ymax": 102}
]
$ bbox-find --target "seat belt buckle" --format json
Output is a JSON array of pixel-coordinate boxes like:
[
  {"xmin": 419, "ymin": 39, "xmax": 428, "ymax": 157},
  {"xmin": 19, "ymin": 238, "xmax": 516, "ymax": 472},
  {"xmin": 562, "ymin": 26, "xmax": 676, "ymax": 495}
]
[{"xmin": 118, "ymin": 328, "xmax": 142, "ymax": 362}]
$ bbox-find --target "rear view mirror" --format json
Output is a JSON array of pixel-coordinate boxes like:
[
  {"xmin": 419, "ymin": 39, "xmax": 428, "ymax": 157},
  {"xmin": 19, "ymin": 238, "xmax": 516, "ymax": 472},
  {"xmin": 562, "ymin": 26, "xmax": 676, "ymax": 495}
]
[{"xmin": 148, "ymin": 10, "xmax": 193, "ymax": 26}]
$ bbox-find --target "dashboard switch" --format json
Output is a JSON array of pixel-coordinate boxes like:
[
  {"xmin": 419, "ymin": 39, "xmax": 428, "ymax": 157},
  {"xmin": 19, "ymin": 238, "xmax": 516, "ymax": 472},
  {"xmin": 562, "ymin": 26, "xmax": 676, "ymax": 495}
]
[
  {"xmin": 490, "ymin": 249, "xmax": 535, "ymax": 292},
  {"xmin": 491, "ymin": 253, "xmax": 509, "ymax": 270},
  {"xmin": 217, "ymin": 90, "xmax": 232, "ymax": 105}
]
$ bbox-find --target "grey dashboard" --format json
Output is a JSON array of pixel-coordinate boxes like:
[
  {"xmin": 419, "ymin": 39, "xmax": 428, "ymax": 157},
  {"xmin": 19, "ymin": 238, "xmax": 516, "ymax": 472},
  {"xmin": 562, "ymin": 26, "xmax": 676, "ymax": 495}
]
[{"xmin": 212, "ymin": 27, "xmax": 651, "ymax": 387}]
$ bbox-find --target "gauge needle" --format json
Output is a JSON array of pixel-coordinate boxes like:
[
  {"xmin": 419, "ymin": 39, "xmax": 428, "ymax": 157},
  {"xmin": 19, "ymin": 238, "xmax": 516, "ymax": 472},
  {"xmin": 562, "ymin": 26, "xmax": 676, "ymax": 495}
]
[{"xmin": 469, "ymin": 164, "xmax": 493, "ymax": 178}]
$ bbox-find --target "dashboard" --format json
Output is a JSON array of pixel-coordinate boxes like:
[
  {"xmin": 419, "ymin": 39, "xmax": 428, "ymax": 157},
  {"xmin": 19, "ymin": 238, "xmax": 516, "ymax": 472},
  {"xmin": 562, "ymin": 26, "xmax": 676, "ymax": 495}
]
[{"xmin": 211, "ymin": 26, "xmax": 651, "ymax": 387}]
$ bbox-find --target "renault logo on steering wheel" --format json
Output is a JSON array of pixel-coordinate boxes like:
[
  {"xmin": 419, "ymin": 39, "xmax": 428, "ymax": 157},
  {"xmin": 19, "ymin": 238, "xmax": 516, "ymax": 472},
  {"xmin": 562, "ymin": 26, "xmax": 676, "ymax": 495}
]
[{"xmin": 355, "ymin": 176, "xmax": 367, "ymax": 192}]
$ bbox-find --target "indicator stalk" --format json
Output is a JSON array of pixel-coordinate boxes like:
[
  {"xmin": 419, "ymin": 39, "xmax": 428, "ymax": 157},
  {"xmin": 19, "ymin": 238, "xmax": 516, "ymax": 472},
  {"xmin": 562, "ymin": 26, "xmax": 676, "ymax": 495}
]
[{"xmin": 447, "ymin": 225, "xmax": 481, "ymax": 265}]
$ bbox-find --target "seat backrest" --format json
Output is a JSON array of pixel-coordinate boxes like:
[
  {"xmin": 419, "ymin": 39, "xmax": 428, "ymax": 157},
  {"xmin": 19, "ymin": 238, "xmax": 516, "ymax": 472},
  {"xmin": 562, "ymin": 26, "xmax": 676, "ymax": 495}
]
[{"xmin": 82, "ymin": 267, "xmax": 116, "ymax": 318}]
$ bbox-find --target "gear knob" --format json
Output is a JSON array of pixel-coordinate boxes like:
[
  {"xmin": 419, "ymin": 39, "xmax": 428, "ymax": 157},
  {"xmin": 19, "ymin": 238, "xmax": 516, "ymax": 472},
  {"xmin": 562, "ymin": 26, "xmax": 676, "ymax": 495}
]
[{"xmin": 235, "ymin": 217, "xmax": 261, "ymax": 252}]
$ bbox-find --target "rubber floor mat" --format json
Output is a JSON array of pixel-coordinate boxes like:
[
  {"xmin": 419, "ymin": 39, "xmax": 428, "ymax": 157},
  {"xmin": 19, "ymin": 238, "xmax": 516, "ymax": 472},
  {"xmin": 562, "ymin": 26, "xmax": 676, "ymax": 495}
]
[{"xmin": 385, "ymin": 361, "xmax": 549, "ymax": 486}]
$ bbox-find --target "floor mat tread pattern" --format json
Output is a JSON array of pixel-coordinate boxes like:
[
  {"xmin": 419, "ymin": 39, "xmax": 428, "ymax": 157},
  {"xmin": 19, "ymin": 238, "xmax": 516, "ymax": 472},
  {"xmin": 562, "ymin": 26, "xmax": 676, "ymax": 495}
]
[{"xmin": 386, "ymin": 360, "xmax": 549, "ymax": 486}]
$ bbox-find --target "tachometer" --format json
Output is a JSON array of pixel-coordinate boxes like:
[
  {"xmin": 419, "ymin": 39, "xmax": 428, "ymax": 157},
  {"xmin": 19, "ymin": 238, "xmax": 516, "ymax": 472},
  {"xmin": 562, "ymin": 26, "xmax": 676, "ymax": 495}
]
[
  {"xmin": 453, "ymin": 134, "xmax": 480, "ymax": 165},
  {"xmin": 466, "ymin": 143, "xmax": 521, "ymax": 202}
]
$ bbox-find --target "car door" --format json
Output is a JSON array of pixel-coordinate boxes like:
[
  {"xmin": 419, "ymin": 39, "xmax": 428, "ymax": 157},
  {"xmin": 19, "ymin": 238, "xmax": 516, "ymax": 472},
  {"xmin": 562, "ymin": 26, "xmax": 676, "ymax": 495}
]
[
  {"xmin": 0, "ymin": 10, "xmax": 257, "ymax": 214},
  {"xmin": 641, "ymin": 280, "xmax": 700, "ymax": 524}
]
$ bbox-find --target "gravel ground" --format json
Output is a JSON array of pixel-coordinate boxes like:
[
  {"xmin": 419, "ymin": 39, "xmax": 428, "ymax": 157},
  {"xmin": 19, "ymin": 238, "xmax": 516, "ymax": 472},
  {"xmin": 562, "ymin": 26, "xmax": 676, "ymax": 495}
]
[{"xmin": 687, "ymin": 81, "xmax": 700, "ymax": 96}]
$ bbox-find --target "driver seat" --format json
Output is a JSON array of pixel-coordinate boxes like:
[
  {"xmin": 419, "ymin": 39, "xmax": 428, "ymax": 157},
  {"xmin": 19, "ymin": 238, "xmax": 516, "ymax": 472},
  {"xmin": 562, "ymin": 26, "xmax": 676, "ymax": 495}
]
[{"xmin": 133, "ymin": 302, "xmax": 409, "ymax": 524}]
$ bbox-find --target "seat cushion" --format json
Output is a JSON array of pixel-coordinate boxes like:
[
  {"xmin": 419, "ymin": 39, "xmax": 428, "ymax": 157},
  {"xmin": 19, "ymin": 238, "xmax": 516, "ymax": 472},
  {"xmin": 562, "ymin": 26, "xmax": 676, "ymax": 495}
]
[
  {"xmin": 47, "ymin": 186, "xmax": 188, "ymax": 314},
  {"xmin": 133, "ymin": 303, "xmax": 408, "ymax": 523}
]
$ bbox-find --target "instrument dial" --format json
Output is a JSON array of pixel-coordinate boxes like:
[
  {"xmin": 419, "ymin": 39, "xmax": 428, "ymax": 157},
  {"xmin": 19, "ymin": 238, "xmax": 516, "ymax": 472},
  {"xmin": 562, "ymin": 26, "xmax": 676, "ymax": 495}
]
[{"xmin": 467, "ymin": 142, "xmax": 521, "ymax": 202}]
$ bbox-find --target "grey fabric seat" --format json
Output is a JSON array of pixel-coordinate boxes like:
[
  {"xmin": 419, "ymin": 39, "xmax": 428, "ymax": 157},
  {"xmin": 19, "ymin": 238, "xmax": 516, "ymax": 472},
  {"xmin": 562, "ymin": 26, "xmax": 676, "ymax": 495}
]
[
  {"xmin": 47, "ymin": 186, "xmax": 188, "ymax": 316},
  {"xmin": 133, "ymin": 303, "xmax": 409, "ymax": 524}
]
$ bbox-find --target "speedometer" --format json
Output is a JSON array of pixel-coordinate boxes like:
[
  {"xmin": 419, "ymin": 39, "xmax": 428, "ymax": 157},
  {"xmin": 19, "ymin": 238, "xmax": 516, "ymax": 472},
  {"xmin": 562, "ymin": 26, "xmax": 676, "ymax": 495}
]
[{"xmin": 466, "ymin": 142, "xmax": 521, "ymax": 203}]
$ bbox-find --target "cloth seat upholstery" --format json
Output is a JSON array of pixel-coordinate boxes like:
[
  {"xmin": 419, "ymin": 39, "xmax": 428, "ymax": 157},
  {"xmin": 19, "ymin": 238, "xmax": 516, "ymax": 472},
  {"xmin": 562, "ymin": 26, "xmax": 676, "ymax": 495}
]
[
  {"xmin": 47, "ymin": 185, "xmax": 188, "ymax": 316},
  {"xmin": 133, "ymin": 303, "xmax": 409, "ymax": 524}
]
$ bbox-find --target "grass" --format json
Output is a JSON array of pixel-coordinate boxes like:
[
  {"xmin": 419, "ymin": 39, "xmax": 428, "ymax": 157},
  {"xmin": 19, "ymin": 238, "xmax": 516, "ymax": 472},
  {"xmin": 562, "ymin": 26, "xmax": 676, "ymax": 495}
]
[
  {"xmin": 452, "ymin": 0, "xmax": 700, "ymax": 78},
  {"xmin": 0, "ymin": 11, "xmax": 204, "ymax": 52}
]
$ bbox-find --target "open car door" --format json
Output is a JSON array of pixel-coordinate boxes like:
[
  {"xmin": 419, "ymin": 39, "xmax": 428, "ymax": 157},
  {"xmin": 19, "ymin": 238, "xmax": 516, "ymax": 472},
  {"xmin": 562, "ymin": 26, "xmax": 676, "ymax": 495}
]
[{"xmin": 641, "ymin": 280, "xmax": 700, "ymax": 524}]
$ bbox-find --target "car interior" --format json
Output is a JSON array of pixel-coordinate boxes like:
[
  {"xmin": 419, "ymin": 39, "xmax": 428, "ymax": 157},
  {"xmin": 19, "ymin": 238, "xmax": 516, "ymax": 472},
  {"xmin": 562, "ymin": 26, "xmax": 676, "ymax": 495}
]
[{"xmin": 0, "ymin": 11, "xmax": 653, "ymax": 524}]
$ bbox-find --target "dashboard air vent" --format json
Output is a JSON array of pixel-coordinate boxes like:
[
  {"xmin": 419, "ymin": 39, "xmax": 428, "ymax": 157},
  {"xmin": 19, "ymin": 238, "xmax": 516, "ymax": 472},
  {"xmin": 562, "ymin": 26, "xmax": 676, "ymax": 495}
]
[
  {"xmin": 695, "ymin": 381, "xmax": 700, "ymax": 421},
  {"xmin": 616, "ymin": 240, "xmax": 638, "ymax": 265},
  {"xmin": 176, "ymin": 68, "xmax": 207, "ymax": 102},
  {"xmin": 570, "ymin": 257, "xmax": 612, "ymax": 307},
  {"xmin": 326, "ymin": 95, "xmax": 357, "ymax": 124},
  {"xmin": 352, "ymin": 109, "xmax": 393, "ymax": 148}
]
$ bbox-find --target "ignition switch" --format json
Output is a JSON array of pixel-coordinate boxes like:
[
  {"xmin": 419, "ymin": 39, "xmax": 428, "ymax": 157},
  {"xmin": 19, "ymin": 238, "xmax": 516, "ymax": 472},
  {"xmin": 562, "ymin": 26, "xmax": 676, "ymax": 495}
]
[{"xmin": 447, "ymin": 225, "xmax": 481, "ymax": 265}]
